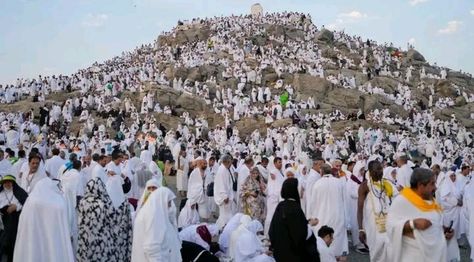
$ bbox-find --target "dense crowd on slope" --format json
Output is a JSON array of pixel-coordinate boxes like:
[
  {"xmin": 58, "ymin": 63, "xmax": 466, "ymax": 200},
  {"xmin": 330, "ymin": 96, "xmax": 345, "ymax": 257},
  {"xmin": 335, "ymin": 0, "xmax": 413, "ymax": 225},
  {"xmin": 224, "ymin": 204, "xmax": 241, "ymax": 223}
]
[{"xmin": 0, "ymin": 11, "xmax": 473, "ymax": 262}]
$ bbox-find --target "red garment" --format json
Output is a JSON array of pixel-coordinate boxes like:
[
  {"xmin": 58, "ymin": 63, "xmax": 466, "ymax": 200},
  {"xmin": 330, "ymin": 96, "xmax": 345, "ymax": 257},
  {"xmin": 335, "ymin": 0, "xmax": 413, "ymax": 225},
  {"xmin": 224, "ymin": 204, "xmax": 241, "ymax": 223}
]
[{"xmin": 196, "ymin": 225, "xmax": 212, "ymax": 246}]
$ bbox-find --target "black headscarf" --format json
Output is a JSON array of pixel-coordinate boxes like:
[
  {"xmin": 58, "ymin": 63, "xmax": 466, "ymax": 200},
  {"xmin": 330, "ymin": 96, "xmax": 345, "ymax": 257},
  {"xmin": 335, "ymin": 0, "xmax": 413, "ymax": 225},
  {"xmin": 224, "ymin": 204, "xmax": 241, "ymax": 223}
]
[
  {"xmin": 281, "ymin": 178, "xmax": 300, "ymax": 203},
  {"xmin": 0, "ymin": 176, "xmax": 28, "ymax": 205},
  {"xmin": 0, "ymin": 175, "xmax": 28, "ymax": 260},
  {"xmin": 269, "ymin": 177, "xmax": 320, "ymax": 262}
]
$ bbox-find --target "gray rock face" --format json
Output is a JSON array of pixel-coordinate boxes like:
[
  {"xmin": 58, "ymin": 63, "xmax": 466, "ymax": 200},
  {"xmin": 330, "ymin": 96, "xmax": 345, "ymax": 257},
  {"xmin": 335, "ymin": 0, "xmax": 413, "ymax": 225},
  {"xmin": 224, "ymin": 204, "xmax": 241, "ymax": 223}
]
[
  {"xmin": 293, "ymin": 74, "xmax": 330, "ymax": 101},
  {"xmin": 3, "ymin": 14, "xmax": 474, "ymax": 138},
  {"xmin": 406, "ymin": 49, "xmax": 426, "ymax": 63},
  {"xmin": 158, "ymin": 25, "xmax": 210, "ymax": 46},
  {"xmin": 316, "ymin": 29, "xmax": 334, "ymax": 43},
  {"xmin": 455, "ymin": 96, "xmax": 467, "ymax": 107},
  {"xmin": 435, "ymin": 80, "xmax": 458, "ymax": 97},
  {"xmin": 326, "ymin": 89, "xmax": 363, "ymax": 109}
]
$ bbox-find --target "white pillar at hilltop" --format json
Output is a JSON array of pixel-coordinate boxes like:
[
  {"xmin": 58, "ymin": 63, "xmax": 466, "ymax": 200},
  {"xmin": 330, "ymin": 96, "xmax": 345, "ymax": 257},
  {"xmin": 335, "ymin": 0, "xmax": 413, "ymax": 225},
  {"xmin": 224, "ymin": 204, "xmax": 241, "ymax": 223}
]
[{"xmin": 251, "ymin": 3, "xmax": 263, "ymax": 16}]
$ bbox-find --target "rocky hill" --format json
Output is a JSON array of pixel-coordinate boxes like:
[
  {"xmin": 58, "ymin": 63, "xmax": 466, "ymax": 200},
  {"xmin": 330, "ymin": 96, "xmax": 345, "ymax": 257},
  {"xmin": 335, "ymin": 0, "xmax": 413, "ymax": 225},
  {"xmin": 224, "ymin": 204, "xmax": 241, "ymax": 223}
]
[{"xmin": 2, "ymin": 12, "xmax": 474, "ymax": 138}]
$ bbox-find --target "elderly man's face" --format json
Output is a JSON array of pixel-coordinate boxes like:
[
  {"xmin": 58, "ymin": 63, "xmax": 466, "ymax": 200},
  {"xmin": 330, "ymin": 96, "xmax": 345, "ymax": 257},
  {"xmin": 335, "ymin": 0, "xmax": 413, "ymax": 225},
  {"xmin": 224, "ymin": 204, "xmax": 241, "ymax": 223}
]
[{"xmin": 419, "ymin": 176, "xmax": 437, "ymax": 200}]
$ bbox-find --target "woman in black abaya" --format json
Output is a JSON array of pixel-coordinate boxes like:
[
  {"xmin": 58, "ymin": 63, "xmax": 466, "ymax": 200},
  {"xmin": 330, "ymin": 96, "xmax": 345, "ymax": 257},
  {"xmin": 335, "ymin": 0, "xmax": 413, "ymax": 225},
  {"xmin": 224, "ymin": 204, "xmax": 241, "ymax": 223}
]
[
  {"xmin": 0, "ymin": 175, "xmax": 28, "ymax": 262},
  {"xmin": 268, "ymin": 178, "xmax": 320, "ymax": 262}
]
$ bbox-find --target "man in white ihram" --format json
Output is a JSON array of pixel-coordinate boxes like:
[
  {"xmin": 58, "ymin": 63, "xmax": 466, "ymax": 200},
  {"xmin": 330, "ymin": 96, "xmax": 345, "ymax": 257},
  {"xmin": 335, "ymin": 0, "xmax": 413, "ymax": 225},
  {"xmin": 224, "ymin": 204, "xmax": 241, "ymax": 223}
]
[
  {"xmin": 387, "ymin": 168, "xmax": 452, "ymax": 261},
  {"xmin": 214, "ymin": 154, "xmax": 237, "ymax": 229}
]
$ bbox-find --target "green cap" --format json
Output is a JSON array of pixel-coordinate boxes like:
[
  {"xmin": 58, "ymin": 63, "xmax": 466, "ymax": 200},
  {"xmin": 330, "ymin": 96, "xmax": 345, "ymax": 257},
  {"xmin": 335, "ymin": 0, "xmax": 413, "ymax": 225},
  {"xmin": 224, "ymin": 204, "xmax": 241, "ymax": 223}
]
[{"xmin": 0, "ymin": 175, "xmax": 16, "ymax": 184}]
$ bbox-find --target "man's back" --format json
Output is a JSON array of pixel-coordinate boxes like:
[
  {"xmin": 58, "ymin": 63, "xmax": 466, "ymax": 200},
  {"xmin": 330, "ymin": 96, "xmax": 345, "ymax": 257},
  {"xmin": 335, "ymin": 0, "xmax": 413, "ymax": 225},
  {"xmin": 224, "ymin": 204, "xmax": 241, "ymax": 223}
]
[
  {"xmin": 397, "ymin": 164, "xmax": 413, "ymax": 188},
  {"xmin": 309, "ymin": 175, "xmax": 348, "ymax": 256},
  {"xmin": 45, "ymin": 155, "xmax": 66, "ymax": 179}
]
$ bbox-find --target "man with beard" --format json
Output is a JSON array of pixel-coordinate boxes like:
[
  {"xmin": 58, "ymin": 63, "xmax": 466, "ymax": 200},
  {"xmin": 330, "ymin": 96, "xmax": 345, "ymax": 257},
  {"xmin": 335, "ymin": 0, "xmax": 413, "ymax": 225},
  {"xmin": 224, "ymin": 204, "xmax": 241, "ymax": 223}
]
[{"xmin": 386, "ymin": 168, "xmax": 451, "ymax": 261}]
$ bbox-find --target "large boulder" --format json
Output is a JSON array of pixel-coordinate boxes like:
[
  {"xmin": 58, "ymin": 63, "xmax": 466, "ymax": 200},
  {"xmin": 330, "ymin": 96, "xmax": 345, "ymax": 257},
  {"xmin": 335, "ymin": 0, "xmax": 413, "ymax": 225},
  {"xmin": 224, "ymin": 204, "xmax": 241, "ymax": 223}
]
[
  {"xmin": 315, "ymin": 29, "xmax": 334, "ymax": 43},
  {"xmin": 435, "ymin": 80, "xmax": 457, "ymax": 97},
  {"xmin": 292, "ymin": 74, "xmax": 331, "ymax": 101},
  {"xmin": 455, "ymin": 96, "xmax": 467, "ymax": 107},
  {"xmin": 326, "ymin": 88, "xmax": 363, "ymax": 109},
  {"xmin": 235, "ymin": 117, "xmax": 267, "ymax": 137},
  {"xmin": 158, "ymin": 25, "xmax": 211, "ymax": 46},
  {"xmin": 154, "ymin": 87, "xmax": 181, "ymax": 104},
  {"xmin": 264, "ymin": 24, "xmax": 285, "ymax": 38},
  {"xmin": 285, "ymin": 28, "xmax": 305, "ymax": 41},
  {"xmin": 176, "ymin": 93, "xmax": 207, "ymax": 112},
  {"xmin": 271, "ymin": 118, "xmax": 293, "ymax": 128},
  {"xmin": 406, "ymin": 49, "xmax": 426, "ymax": 63},
  {"xmin": 369, "ymin": 76, "xmax": 402, "ymax": 94}
]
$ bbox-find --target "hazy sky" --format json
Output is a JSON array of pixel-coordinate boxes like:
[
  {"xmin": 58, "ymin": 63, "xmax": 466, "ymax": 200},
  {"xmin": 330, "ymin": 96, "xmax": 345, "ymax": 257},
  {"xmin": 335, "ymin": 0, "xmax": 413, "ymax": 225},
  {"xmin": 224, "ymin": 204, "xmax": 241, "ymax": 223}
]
[{"xmin": 0, "ymin": 0, "xmax": 473, "ymax": 84}]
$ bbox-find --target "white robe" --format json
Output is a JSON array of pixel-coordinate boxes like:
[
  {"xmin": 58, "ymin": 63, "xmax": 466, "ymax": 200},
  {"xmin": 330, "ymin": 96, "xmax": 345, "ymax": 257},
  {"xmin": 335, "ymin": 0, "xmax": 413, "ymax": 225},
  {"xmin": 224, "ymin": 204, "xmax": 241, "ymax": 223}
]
[
  {"xmin": 14, "ymin": 178, "xmax": 74, "ymax": 262},
  {"xmin": 264, "ymin": 168, "xmax": 284, "ymax": 236},
  {"xmin": 230, "ymin": 219, "xmax": 274, "ymax": 262},
  {"xmin": 396, "ymin": 164, "xmax": 412, "ymax": 188},
  {"xmin": 131, "ymin": 187, "xmax": 181, "ymax": 262},
  {"xmin": 437, "ymin": 176, "xmax": 462, "ymax": 239},
  {"xmin": 60, "ymin": 168, "xmax": 84, "ymax": 253},
  {"xmin": 464, "ymin": 181, "xmax": 474, "ymax": 261},
  {"xmin": 19, "ymin": 168, "xmax": 47, "ymax": 194},
  {"xmin": 363, "ymin": 180, "xmax": 397, "ymax": 262},
  {"xmin": 218, "ymin": 213, "xmax": 244, "ymax": 254},
  {"xmin": 317, "ymin": 236, "xmax": 337, "ymax": 262},
  {"xmin": 106, "ymin": 175, "xmax": 126, "ymax": 209},
  {"xmin": 187, "ymin": 168, "xmax": 209, "ymax": 219},
  {"xmin": 386, "ymin": 192, "xmax": 447, "ymax": 262},
  {"xmin": 214, "ymin": 164, "xmax": 237, "ymax": 229},
  {"xmin": 308, "ymin": 175, "xmax": 348, "ymax": 256},
  {"xmin": 346, "ymin": 171, "xmax": 363, "ymax": 248},
  {"xmin": 304, "ymin": 169, "xmax": 321, "ymax": 214},
  {"xmin": 0, "ymin": 158, "xmax": 12, "ymax": 176},
  {"xmin": 44, "ymin": 155, "xmax": 67, "ymax": 179},
  {"xmin": 176, "ymin": 155, "xmax": 189, "ymax": 191}
]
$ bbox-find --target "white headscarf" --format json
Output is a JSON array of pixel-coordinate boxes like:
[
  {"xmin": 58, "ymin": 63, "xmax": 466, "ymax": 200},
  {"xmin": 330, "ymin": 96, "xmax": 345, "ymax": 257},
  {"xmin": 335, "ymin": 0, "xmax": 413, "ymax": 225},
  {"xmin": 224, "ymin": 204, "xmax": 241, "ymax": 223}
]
[
  {"xmin": 14, "ymin": 177, "xmax": 75, "ymax": 262},
  {"xmin": 136, "ymin": 178, "xmax": 161, "ymax": 213},
  {"xmin": 383, "ymin": 167, "xmax": 396, "ymax": 180},
  {"xmin": 218, "ymin": 213, "xmax": 244, "ymax": 253},
  {"xmin": 284, "ymin": 167, "xmax": 297, "ymax": 179},
  {"xmin": 229, "ymin": 215, "xmax": 252, "ymax": 258},
  {"xmin": 106, "ymin": 175, "xmax": 126, "ymax": 209},
  {"xmin": 232, "ymin": 219, "xmax": 265, "ymax": 261},
  {"xmin": 297, "ymin": 165, "xmax": 307, "ymax": 177},
  {"xmin": 353, "ymin": 161, "xmax": 366, "ymax": 178},
  {"xmin": 177, "ymin": 198, "xmax": 200, "ymax": 229},
  {"xmin": 131, "ymin": 187, "xmax": 181, "ymax": 262}
]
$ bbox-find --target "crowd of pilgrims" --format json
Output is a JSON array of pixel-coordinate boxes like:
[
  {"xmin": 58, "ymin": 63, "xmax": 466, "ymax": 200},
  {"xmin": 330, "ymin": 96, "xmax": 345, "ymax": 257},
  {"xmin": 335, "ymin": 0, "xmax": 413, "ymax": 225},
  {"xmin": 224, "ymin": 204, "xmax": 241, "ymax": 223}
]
[{"xmin": 0, "ymin": 11, "xmax": 474, "ymax": 262}]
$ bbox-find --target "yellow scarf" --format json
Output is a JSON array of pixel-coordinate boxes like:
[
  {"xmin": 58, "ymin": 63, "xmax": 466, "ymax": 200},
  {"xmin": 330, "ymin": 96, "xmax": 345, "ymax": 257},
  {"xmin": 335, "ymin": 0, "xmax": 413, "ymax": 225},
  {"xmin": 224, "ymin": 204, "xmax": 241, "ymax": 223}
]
[
  {"xmin": 371, "ymin": 178, "xmax": 394, "ymax": 198},
  {"xmin": 401, "ymin": 188, "xmax": 442, "ymax": 212}
]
